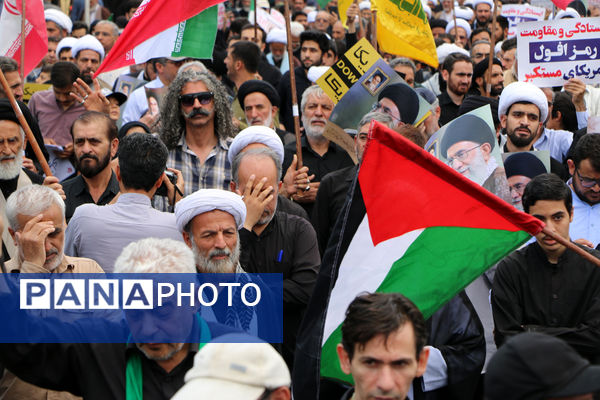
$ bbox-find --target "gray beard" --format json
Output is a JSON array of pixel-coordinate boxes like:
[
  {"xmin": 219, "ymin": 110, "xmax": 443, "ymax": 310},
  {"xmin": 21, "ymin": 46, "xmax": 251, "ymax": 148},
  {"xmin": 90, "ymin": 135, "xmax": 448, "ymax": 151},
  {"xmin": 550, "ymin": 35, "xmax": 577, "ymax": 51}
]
[
  {"xmin": 192, "ymin": 240, "xmax": 241, "ymax": 273},
  {"xmin": 136, "ymin": 343, "xmax": 185, "ymax": 361},
  {"xmin": 0, "ymin": 149, "xmax": 24, "ymax": 180}
]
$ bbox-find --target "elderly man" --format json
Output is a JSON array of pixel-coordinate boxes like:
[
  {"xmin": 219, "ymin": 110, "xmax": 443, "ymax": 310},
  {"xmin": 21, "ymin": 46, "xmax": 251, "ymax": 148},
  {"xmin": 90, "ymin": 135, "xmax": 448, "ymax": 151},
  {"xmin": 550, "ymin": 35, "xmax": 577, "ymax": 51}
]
[
  {"xmin": 266, "ymin": 28, "xmax": 290, "ymax": 74},
  {"xmin": 0, "ymin": 237, "xmax": 235, "ymax": 399},
  {"xmin": 92, "ymin": 20, "xmax": 119, "ymax": 54},
  {"xmin": 45, "ymin": 8, "xmax": 72, "ymax": 40},
  {"xmin": 155, "ymin": 70, "xmax": 235, "ymax": 210},
  {"xmin": 389, "ymin": 58, "xmax": 416, "ymax": 87},
  {"xmin": 504, "ymin": 152, "xmax": 547, "ymax": 211},
  {"xmin": 230, "ymin": 145, "xmax": 320, "ymax": 368},
  {"xmin": 65, "ymin": 133, "xmax": 182, "ymax": 272},
  {"xmin": 0, "ymin": 100, "xmax": 60, "ymax": 261},
  {"xmin": 6, "ymin": 184, "xmax": 102, "ymax": 273},
  {"xmin": 71, "ymin": 34, "xmax": 105, "ymax": 84},
  {"xmin": 281, "ymin": 85, "xmax": 354, "ymax": 215},
  {"xmin": 491, "ymin": 174, "xmax": 600, "ymax": 362},
  {"xmin": 237, "ymin": 80, "xmax": 294, "ymax": 145}
]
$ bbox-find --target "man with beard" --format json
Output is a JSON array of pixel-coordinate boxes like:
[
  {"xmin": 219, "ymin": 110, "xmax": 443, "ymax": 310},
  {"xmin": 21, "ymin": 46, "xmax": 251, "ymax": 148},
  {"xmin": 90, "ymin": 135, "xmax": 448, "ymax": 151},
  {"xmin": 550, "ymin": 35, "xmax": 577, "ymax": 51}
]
[
  {"xmin": 61, "ymin": 111, "xmax": 119, "ymax": 221},
  {"xmin": 65, "ymin": 133, "xmax": 182, "ymax": 272},
  {"xmin": 0, "ymin": 101, "xmax": 63, "ymax": 261},
  {"xmin": 281, "ymin": 85, "xmax": 354, "ymax": 215},
  {"xmin": 155, "ymin": 70, "xmax": 235, "ymax": 211},
  {"xmin": 498, "ymin": 81, "xmax": 568, "ymax": 179},
  {"xmin": 504, "ymin": 152, "xmax": 547, "ymax": 211},
  {"xmin": 230, "ymin": 146, "xmax": 320, "ymax": 368},
  {"xmin": 71, "ymin": 34, "xmax": 104, "ymax": 85},
  {"xmin": 44, "ymin": 8, "xmax": 72, "ymax": 40},
  {"xmin": 469, "ymin": 58, "xmax": 503, "ymax": 98},
  {"xmin": 278, "ymin": 31, "xmax": 330, "ymax": 132},
  {"xmin": 0, "ymin": 57, "xmax": 24, "ymax": 102},
  {"xmin": 566, "ymin": 134, "xmax": 600, "ymax": 248},
  {"xmin": 28, "ymin": 62, "xmax": 85, "ymax": 158},
  {"xmin": 473, "ymin": 0, "xmax": 493, "ymax": 29},
  {"xmin": 438, "ymin": 53, "xmax": 473, "ymax": 126},
  {"xmin": 266, "ymin": 28, "xmax": 290, "ymax": 75}
]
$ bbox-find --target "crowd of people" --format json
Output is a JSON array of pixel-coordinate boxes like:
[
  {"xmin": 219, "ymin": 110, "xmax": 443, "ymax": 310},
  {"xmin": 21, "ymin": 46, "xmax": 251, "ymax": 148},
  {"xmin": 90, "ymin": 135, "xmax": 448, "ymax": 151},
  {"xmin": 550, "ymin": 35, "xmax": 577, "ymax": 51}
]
[{"xmin": 0, "ymin": 0, "xmax": 600, "ymax": 398}]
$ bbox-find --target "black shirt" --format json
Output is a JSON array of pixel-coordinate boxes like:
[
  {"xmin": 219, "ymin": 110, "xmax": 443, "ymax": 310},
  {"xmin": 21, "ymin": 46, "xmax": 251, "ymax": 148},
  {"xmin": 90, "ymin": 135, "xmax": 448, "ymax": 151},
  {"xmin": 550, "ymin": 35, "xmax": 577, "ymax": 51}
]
[
  {"xmin": 61, "ymin": 171, "xmax": 120, "ymax": 221},
  {"xmin": 438, "ymin": 90, "xmax": 461, "ymax": 126},
  {"xmin": 282, "ymin": 136, "xmax": 354, "ymax": 216},
  {"xmin": 278, "ymin": 66, "xmax": 312, "ymax": 132},
  {"xmin": 239, "ymin": 211, "xmax": 320, "ymax": 368},
  {"xmin": 491, "ymin": 241, "xmax": 600, "ymax": 362}
]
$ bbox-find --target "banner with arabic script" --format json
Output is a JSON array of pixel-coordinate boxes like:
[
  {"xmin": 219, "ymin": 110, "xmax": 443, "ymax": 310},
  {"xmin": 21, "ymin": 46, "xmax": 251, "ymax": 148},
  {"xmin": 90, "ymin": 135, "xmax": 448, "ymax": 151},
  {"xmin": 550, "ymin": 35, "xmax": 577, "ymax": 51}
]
[
  {"xmin": 501, "ymin": 4, "xmax": 545, "ymax": 39},
  {"xmin": 517, "ymin": 18, "xmax": 600, "ymax": 86}
]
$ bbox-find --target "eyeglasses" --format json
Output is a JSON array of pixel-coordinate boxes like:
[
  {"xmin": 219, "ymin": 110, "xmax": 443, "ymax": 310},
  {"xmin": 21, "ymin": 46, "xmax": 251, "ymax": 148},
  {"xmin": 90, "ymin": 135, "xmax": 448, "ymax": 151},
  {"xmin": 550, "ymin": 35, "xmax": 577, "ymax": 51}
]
[
  {"xmin": 576, "ymin": 168, "xmax": 600, "ymax": 188},
  {"xmin": 447, "ymin": 144, "xmax": 482, "ymax": 165},
  {"xmin": 179, "ymin": 92, "xmax": 214, "ymax": 107},
  {"xmin": 371, "ymin": 102, "xmax": 402, "ymax": 123}
]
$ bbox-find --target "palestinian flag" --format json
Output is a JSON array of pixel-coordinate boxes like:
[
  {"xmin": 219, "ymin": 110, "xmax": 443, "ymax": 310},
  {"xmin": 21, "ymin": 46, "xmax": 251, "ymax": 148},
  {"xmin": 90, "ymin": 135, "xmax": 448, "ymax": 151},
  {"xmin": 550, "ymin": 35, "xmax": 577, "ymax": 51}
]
[
  {"xmin": 293, "ymin": 121, "xmax": 544, "ymax": 398},
  {"xmin": 94, "ymin": 0, "xmax": 220, "ymax": 77}
]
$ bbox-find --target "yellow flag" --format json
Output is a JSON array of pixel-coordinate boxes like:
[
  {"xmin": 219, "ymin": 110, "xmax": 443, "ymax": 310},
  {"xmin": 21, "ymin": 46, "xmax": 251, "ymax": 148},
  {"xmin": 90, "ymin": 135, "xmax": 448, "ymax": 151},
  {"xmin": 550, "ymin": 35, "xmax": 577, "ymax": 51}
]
[{"xmin": 373, "ymin": 0, "xmax": 438, "ymax": 68}]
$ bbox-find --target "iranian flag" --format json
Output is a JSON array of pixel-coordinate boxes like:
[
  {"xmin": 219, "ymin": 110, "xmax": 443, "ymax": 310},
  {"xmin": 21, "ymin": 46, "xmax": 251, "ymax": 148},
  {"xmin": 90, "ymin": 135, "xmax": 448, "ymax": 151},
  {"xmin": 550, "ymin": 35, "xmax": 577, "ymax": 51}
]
[
  {"xmin": 0, "ymin": 0, "xmax": 47, "ymax": 76},
  {"xmin": 293, "ymin": 121, "xmax": 544, "ymax": 398},
  {"xmin": 94, "ymin": 0, "xmax": 221, "ymax": 77}
]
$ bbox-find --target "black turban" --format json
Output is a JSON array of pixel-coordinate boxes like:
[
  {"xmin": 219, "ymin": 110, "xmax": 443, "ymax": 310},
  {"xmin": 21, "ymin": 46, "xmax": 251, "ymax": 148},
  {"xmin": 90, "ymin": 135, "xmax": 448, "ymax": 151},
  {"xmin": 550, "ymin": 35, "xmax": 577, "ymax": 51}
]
[
  {"xmin": 0, "ymin": 99, "xmax": 49, "ymax": 162},
  {"xmin": 377, "ymin": 82, "xmax": 419, "ymax": 125},
  {"xmin": 504, "ymin": 152, "xmax": 547, "ymax": 179},
  {"xmin": 440, "ymin": 114, "xmax": 495, "ymax": 158},
  {"xmin": 237, "ymin": 80, "xmax": 280, "ymax": 109}
]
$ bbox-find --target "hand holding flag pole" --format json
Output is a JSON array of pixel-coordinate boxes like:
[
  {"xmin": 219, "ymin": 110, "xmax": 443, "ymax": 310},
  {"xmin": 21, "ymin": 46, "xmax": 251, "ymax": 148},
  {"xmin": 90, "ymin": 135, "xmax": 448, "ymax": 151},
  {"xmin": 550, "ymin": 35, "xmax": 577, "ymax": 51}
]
[{"xmin": 0, "ymin": 69, "xmax": 52, "ymax": 177}]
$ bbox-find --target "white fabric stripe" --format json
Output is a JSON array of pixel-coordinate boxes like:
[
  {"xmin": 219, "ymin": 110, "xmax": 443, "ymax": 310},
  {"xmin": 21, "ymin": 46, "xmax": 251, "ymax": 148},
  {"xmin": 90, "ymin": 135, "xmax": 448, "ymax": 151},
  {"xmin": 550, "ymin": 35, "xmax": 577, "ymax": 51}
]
[
  {"xmin": 131, "ymin": 23, "xmax": 179, "ymax": 63},
  {"xmin": 322, "ymin": 215, "xmax": 424, "ymax": 344}
]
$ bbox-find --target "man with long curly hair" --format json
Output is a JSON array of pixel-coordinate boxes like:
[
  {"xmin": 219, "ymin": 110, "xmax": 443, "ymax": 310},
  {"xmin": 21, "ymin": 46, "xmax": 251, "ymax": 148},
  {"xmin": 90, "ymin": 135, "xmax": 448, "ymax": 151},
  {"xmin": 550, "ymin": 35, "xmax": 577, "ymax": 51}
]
[{"xmin": 154, "ymin": 69, "xmax": 236, "ymax": 211}]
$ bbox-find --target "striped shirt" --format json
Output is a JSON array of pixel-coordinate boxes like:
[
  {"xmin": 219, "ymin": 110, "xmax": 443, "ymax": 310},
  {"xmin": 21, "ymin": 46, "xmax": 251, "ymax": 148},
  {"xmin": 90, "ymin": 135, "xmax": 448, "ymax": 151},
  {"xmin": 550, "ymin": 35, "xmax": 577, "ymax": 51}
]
[{"xmin": 154, "ymin": 133, "xmax": 232, "ymax": 211}]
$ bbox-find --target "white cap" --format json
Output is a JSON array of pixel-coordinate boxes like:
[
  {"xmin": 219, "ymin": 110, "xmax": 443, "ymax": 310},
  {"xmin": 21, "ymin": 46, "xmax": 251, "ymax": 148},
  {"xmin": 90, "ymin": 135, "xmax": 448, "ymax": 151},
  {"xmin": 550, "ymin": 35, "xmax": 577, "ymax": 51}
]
[
  {"xmin": 307, "ymin": 66, "xmax": 329, "ymax": 83},
  {"xmin": 228, "ymin": 126, "xmax": 284, "ymax": 166},
  {"xmin": 71, "ymin": 34, "xmax": 105, "ymax": 60},
  {"xmin": 421, "ymin": 2, "xmax": 432, "ymax": 19},
  {"xmin": 307, "ymin": 10, "xmax": 317, "ymax": 23},
  {"xmin": 56, "ymin": 37, "xmax": 78, "ymax": 58},
  {"xmin": 436, "ymin": 42, "xmax": 469, "ymax": 64},
  {"xmin": 498, "ymin": 81, "xmax": 548, "ymax": 123},
  {"xmin": 44, "ymin": 9, "xmax": 72, "ymax": 33},
  {"xmin": 473, "ymin": 0, "xmax": 494, "ymax": 10},
  {"xmin": 495, "ymin": 41, "xmax": 503, "ymax": 56},
  {"xmin": 554, "ymin": 7, "xmax": 580, "ymax": 19},
  {"xmin": 359, "ymin": 1, "xmax": 371, "ymax": 10},
  {"xmin": 171, "ymin": 335, "xmax": 291, "ymax": 400},
  {"xmin": 446, "ymin": 17, "xmax": 472, "ymax": 38},
  {"xmin": 266, "ymin": 28, "xmax": 287, "ymax": 44},
  {"xmin": 257, "ymin": 0, "xmax": 270, "ymax": 8}
]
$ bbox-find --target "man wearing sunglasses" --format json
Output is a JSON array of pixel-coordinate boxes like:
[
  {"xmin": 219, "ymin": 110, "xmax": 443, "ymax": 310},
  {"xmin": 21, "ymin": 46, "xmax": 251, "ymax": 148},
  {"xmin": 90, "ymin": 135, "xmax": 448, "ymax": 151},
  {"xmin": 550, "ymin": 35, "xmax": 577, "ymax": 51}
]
[{"xmin": 567, "ymin": 134, "xmax": 600, "ymax": 248}]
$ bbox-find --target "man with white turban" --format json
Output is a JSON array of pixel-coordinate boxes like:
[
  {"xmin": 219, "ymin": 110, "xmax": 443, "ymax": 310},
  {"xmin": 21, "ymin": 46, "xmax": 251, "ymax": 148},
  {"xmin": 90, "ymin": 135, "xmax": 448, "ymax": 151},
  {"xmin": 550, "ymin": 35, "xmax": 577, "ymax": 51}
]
[
  {"xmin": 45, "ymin": 9, "xmax": 72, "ymax": 40},
  {"xmin": 445, "ymin": 18, "xmax": 471, "ymax": 48},
  {"xmin": 71, "ymin": 34, "xmax": 105, "ymax": 84}
]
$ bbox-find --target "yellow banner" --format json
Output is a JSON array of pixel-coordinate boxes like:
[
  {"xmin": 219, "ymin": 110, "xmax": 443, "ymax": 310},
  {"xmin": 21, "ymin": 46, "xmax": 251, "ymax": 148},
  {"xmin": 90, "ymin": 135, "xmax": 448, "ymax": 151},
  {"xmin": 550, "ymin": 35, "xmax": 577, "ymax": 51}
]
[
  {"xmin": 373, "ymin": 0, "xmax": 438, "ymax": 68},
  {"xmin": 316, "ymin": 38, "xmax": 381, "ymax": 103},
  {"xmin": 23, "ymin": 83, "xmax": 51, "ymax": 103}
]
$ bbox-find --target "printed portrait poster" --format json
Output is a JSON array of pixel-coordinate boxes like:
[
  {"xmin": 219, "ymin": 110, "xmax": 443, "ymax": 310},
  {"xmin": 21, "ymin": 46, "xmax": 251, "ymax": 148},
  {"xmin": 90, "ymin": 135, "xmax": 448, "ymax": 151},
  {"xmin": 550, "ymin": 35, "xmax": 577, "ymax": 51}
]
[
  {"xmin": 501, "ymin": 151, "xmax": 550, "ymax": 210},
  {"xmin": 517, "ymin": 17, "xmax": 600, "ymax": 86},
  {"xmin": 145, "ymin": 86, "xmax": 168, "ymax": 117},
  {"xmin": 425, "ymin": 105, "xmax": 511, "ymax": 204}
]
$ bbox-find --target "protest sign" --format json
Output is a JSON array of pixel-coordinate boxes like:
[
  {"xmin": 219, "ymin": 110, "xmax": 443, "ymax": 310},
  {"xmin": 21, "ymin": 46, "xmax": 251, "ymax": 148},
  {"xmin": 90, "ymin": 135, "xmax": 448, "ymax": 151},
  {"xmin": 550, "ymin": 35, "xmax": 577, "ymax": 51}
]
[
  {"xmin": 501, "ymin": 4, "xmax": 546, "ymax": 38},
  {"xmin": 517, "ymin": 18, "xmax": 600, "ymax": 86},
  {"xmin": 23, "ymin": 83, "xmax": 50, "ymax": 103}
]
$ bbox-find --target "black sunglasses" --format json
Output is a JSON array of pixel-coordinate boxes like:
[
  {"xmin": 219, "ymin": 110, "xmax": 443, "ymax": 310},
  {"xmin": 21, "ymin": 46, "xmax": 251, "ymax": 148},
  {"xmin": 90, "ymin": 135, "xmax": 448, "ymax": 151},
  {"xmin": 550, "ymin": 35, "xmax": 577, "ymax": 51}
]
[{"xmin": 179, "ymin": 91, "xmax": 214, "ymax": 107}]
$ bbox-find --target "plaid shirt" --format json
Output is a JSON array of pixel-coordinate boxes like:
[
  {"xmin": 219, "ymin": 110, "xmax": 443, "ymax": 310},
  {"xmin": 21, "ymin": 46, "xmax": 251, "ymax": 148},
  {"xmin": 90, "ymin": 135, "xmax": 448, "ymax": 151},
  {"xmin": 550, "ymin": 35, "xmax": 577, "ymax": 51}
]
[{"xmin": 154, "ymin": 133, "xmax": 232, "ymax": 211}]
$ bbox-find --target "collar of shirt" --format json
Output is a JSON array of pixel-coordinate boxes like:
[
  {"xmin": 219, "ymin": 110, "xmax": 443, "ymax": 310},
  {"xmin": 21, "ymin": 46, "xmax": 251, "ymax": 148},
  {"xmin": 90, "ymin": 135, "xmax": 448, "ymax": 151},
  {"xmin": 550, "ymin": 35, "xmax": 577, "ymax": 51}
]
[
  {"xmin": 438, "ymin": 90, "xmax": 455, "ymax": 106},
  {"xmin": 569, "ymin": 180, "xmax": 600, "ymax": 210},
  {"xmin": 117, "ymin": 192, "xmax": 152, "ymax": 206},
  {"xmin": 9, "ymin": 256, "xmax": 76, "ymax": 273},
  {"xmin": 300, "ymin": 135, "xmax": 336, "ymax": 156},
  {"xmin": 72, "ymin": 171, "xmax": 120, "ymax": 197},
  {"xmin": 176, "ymin": 133, "xmax": 231, "ymax": 154}
]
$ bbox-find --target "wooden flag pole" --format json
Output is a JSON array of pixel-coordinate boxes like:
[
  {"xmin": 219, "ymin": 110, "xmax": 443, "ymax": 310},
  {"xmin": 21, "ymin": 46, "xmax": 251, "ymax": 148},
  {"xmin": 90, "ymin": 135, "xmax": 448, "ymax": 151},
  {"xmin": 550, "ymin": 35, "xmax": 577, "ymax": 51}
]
[
  {"xmin": 20, "ymin": 0, "xmax": 26, "ymax": 82},
  {"xmin": 371, "ymin": 9, "xmax": 378, "ymax": 51},
  {"xmin": 451, "ymin": 1, "xmax": 459, "ymax": 43},
  {"xmin": 0, "ymin": 69, "xmax": 52, "ymax": 177},
  {"xmin": 485, "ymin": 0, "xmax": 499, "ymax": 97},
  {"xmin": 283, "ymin": 0, "xmax": 303, "ymax": 168},
  {"xmin": 254, "ymin": 0, "xmax": 258, "ymax": 41},
  {"xmin": 541, "ymin": 226, "xmax": 600, "ymax": 268}
]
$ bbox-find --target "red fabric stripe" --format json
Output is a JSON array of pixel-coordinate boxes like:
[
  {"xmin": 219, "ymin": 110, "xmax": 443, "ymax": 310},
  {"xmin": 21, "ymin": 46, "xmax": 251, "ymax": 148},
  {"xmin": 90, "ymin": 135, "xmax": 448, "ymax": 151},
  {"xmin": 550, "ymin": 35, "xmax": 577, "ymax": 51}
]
[
  {"xmin": 359, "ymin": 122, "xmax": 544, "ymax": 246},
  {"xmin": 94, "ymin": 0, "xmax": 222, "ymax": 76}
]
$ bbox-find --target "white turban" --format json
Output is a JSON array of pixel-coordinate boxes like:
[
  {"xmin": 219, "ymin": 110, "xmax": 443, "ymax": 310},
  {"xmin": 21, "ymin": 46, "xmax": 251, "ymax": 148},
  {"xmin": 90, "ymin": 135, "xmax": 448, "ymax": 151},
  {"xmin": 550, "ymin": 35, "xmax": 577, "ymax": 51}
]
[
  {"xmin": 307, "ymin": 11, "xmax": 317, "ymax": 23},
  {"xmin": 498, "ymin": 81, "xmax": 548, "ymax": 123},
  {"xmin": 445, "ymin": 17, "xmax": 472, "ymax": 38},
  {"xmin": 228, "ymin": 126, "xmax": 285, "ymax": 166},
  {"xmin": 307, "ymin": 66, "xmax": 329, "ymax": 83},
  {"xmin": 454, "ymin": 6, "xmax": 474, "ymax": 21},
  {"xmin": 266, "ymin": 28, "xmax": 287, "ymax": 44},
  {"xmin": 359, "ymin": 1, "xmax": 371, "ymax": 10},
  {"xmin": 71, "ymin": 34, "xmax": 105, "ymax": 60},
  {"xmin": 56, "ymin": 37, "xmax": 78, "ymax": 58},
  {"xmin": 554, "ymin": 7, "xmax": 580, "ymax": 19},
  {"xmin": 421, "ymin": 2, "xmax": 432, "ymax": 19},
  {"xmin": 473, "ymin": 0, "xmax": 494, "ymax": 10},
  {"xmin": 45, "ymin": 9, "xmax": 72, "ymax": 33},
  {"xmin": 436, "ymin": 43, "xmax": 469, "ymax": 64},
  {"xmin": 175, "ymin": 189, "xmax": 247, "ymax": 232}
]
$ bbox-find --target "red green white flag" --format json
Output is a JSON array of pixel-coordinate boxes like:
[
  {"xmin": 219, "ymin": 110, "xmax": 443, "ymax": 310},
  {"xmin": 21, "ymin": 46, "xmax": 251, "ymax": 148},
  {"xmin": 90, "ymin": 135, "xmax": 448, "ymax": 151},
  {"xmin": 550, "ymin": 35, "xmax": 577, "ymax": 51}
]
[{"xmin": 292, "ymin": 121, "xmax": 544, "ymax": 396}]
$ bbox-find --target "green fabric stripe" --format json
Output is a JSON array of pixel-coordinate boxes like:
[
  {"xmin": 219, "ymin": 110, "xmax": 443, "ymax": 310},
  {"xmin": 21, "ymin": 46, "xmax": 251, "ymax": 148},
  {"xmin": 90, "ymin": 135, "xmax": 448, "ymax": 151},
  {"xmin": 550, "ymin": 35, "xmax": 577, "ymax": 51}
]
[
  {"xmin": 320, "ymin": 226, "xmax": 530, "ymax": 383},
  {"xmin": 171, "ymin": 6, "xmax": 218, "ymax": 58}
]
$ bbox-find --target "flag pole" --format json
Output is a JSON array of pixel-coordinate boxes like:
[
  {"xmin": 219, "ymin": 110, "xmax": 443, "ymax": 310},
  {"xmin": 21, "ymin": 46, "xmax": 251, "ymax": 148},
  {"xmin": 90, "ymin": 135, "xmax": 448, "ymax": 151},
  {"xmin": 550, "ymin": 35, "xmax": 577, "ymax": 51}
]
[
  {"xmin": 85, "ymin": 0, "xmax": 90, "ymax": 26},
  {"xmin": 371, "ymin": 8, "xmax": 378, "ymax": 51},
  {"xmin": 253, "ymin": 0, "xmax": 258, "ymax": 41},
  {"xmin": 541, "ymin": 227, "xmax": 600, "ymax": 268},
  {"xmin": 451, "ymin": 1, "xmax": 458, "ymax": 43},
  {"xmin": 0, "ymin": 69, "xmax": 52, "ymax": 177},
  {"xmin": 283, "ymin": 0, "xmax": 303, "ymax": 168},
  {"xmin": 485, "ymin": 0, "xmax": 499, "ymax": 97},
  {"xmin": 20, "ymin": 0, "xmax": 26, "ymax": 82}
]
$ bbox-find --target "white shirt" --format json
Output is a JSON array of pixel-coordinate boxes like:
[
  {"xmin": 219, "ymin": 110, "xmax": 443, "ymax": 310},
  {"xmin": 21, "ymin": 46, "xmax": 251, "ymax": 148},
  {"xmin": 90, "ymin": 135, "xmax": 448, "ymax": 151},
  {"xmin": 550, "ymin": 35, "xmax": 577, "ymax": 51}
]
[
  {"xmin": 534, "ymin": 128, "xmax": 573, "ymax": 163},
  {"xmin": 569, "ymin": 182, "xmax": 600, "ymax": 247}
]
